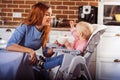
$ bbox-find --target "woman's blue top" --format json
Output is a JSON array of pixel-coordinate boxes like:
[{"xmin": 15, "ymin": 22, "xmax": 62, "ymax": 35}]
[{"xmin": 7, "ymin": 24, "xmax": 48, "ymax": 56}]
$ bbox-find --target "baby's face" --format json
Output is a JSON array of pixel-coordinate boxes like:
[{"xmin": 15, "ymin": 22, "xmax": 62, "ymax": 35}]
[{"xmin": 74, "ymin": 30, "xmax": 81, "ymax": 40}]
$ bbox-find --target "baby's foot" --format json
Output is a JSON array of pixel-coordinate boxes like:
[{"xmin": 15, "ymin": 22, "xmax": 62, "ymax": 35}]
[
  {"xmin": 39, "ymin": 55, "xmax": 46, "ymax": 62},
  {"xmin": 37, "ymin": 59, "xmax": 44, "ymax": 68}
]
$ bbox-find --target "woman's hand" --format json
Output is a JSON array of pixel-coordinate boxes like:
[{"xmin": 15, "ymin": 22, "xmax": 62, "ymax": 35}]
[
  {"xmin": 29, "ymin": 49, "xmax": 37, "ymax": 64},
  {"xmin": 46, "ymin": 48, "xmax": 54, "ymax": 57}
]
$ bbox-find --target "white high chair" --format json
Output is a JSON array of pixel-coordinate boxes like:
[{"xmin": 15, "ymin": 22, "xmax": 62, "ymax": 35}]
[{"xmin": 48, "ymin": 24, "xmax": 107, "ymax": 80}]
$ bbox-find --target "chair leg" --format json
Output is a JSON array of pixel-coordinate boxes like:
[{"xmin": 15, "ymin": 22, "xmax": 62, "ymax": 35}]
[
  {"xmin": 83, "ymin": 64, "xmax": 92, "ymax": 80},
  {"xmin": 78, "ymin": 74, "xmax": 88, "ymax": 80}
]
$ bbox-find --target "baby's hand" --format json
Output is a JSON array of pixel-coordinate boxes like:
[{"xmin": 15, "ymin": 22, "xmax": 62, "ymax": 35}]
[
  {"xmin": 64, "ymin": 40, "xmax": 71, "ymax": 49},
  {"xmin": 69, "ymin": 20, "xmax": 75, "ymax": 28},
  {"xmin": 54, "ymin": 40, "xmax": 61, "ymax": 46}
]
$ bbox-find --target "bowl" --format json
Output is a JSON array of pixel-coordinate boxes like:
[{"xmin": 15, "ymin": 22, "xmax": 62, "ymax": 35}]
[
  {"xmin": 0, "ymin": 39, "xmax": 7, "ymax": 45},
  {"xmin": 57, "ymin": 36, "xmax": 68, "ymax": 45},
  {"xmin": 0, "ymin": 40, "xmax": 7, "ymax": 49},
  {"xmin": 115, "ymin": 14, "xmax": 120, "ymax": 22}
]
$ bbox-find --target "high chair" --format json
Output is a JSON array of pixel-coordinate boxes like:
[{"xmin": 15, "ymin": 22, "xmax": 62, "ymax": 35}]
[{"xmin": 48, "ymin": 24, "xmax": 107, "ymax": 80}]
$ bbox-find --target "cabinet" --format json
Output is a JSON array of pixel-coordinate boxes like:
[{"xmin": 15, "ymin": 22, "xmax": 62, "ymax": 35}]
[
  {"xmin": 96, "ymin": 26, "xmax": 120, "ymax": 80},
  {"xmin": 0, "ymin": 28, "xmax": 15, "ymax": 48},
  {"xmin": 98, "ymin": 0, "xmax": 120, "ymax": 26},
  {"xmin": 97, "ymin": 0, "xmax": 120, "ymax": 79}
]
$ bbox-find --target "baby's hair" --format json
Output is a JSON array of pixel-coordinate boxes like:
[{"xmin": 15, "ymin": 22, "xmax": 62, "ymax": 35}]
[{"xmin": 76, "ymin": 21, "xmax": 93, "ymax": 40}]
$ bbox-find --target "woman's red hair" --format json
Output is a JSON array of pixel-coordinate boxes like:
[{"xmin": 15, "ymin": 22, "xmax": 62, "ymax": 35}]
[{"xmin": 23, "ymin": 2, "xmax": 51, "ymax": 49}]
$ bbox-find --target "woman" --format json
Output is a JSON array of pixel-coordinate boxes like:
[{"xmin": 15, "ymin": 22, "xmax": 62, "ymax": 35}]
[{"xmin": 6, "ymin": 2, "xmax": 63, "ymax": 69}]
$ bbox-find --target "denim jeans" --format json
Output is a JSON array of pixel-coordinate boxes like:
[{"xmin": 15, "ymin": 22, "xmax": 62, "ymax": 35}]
[{"xmin": 44, "ymin": 54, "xmax": 64, "ymax": 69}]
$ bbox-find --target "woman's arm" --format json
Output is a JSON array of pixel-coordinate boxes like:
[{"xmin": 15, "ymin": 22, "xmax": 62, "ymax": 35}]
[
  {"xmin": 6, "ymin": 44, "xmax": 36, "ymax": 64},
  {"xmin": 6, "ymin": 24, "xmax": 37, "ymax": 64}
]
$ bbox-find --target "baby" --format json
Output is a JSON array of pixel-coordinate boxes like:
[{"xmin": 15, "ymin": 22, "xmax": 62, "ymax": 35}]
[
  {"xmin": 56, "ymin": 21, "xmax": 93, "ymax": 53},
  {"xmin": 36, "ymin": 21, "xmax": 93, "ymax": 69}
]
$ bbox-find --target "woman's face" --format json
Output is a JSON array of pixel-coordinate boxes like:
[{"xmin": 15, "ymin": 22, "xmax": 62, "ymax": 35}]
[{"xmin": 42, "ymin": 8, "xmax": 52, "ymax": 26}]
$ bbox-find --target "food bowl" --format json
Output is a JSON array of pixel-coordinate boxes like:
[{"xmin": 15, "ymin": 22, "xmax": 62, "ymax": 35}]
[
  {"xmin": 0, "ymin": 39, "xmax": 6, "ymax": 45},
  {"xmin": 115, "ymin": 14, "xmax": 120, "ymax": 22},
  {"xmin": 57, "ymin": 36, "xmax": 68, "ymax": 45},
  {"xmin": 0, "ymin": 39, "xmax": 7, "ymax": 49}
]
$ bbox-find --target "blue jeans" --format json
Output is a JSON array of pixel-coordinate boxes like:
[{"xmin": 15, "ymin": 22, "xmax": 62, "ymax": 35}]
[{"xmin": 44, "ymin": 54, "xmax": 64, "ymax": 69}]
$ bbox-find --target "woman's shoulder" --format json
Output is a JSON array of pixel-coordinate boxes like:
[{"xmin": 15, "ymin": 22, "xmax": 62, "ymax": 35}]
[
  {"xmin": 17, "ymin": 24, "xmax": 35, "ymax": 30},
  {"xmin": 15, "ymin": 24, "xmax": 32, "ymax": 33},
  {"xmin": 16, "ymin": 23, "xmax": 27, "ymax": 29}
]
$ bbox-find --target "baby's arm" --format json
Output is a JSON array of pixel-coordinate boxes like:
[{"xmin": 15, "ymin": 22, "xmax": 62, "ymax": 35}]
[{"xmin": 64, "ymin": 40, "xmax": 72, "ymax": 50}]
